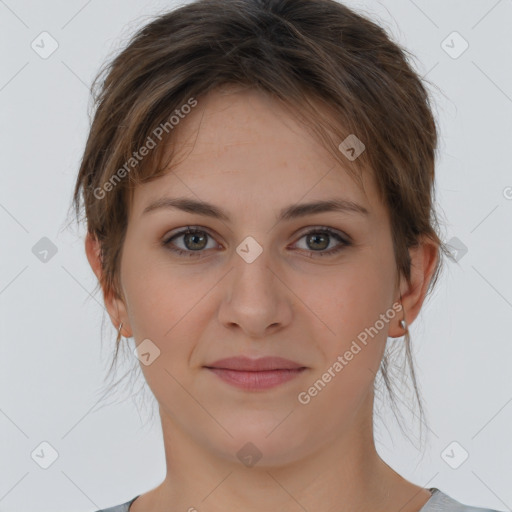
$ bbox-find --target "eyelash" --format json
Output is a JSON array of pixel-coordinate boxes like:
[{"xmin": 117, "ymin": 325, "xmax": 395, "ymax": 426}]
[{"xmin": 162, "ymin": 226, "xmax": 351, "ymax": 259}]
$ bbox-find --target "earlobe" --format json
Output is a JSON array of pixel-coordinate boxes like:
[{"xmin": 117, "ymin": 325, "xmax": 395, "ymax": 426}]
[{"xmin": 84, "ymin": 232, "xmax": 133, "ymax": 338}]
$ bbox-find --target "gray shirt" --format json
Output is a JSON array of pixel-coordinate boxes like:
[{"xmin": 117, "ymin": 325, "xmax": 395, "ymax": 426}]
[{"xmin": 94, "ymin": 487, "xmax": 502, "ymax": 512}]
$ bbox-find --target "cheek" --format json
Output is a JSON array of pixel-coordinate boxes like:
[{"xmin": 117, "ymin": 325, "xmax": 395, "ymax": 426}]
[
  {"xmin": 294, "ymin": 254, "xmax": 396, "ymax": 408},
  {"xmin": 121, "ymin": 263, "xmax": 199, "ymax": 400},
  {"xmin": 120, "ymin": 247, "xmax": 214, "ymax": 385},
  {"xmin": 121, "ymin": 243, "xmax": 200, "ymax": 339},
  {"xmin": 299, "ymin": 260, "xmax": 392, "ymax": 347},
  {"xmin": 294, "ymin": 270, "xmax": 390, "ymax": 426}
]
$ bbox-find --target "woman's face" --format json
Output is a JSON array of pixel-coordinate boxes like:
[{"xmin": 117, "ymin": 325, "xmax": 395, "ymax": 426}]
[{"xmin": 105, "ymin": 86, "xmax": 405, "ymax": 465}]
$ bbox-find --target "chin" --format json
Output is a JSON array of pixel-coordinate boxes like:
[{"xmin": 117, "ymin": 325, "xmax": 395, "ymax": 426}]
[{"xmin": 203, "ymin": 417, "xmax": 312, "ymax": 469}]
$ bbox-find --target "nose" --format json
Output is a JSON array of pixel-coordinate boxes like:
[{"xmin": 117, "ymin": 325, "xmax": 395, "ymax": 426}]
[{"xmin": 217, "ymin": 241, "xmax": 293, "ymax": 339}]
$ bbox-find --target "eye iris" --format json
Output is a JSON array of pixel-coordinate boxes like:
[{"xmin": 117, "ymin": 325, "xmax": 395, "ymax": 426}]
[
  {"xmin": 184, "ymin": 232, "xmax": 207, "ymax": 250},
  {"xmin": 307, "ymin": 233, "xmax": 329, "ymax": 250}
]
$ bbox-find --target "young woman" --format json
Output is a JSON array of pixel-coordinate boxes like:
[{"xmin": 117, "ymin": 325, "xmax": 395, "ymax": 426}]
[{"xmin": 73, "ymin": 0, "xmax": 501, "ymax": 511}]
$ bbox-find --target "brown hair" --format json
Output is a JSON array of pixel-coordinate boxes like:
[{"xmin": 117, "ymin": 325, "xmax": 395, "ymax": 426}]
[{"xmin": 71, "ymin": 0, "xmax": 453, "ymax": 441}]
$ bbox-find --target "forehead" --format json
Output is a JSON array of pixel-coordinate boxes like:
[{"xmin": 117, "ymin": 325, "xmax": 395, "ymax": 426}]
[{"xmin": 130, "ymin": 85, "xmax": 381, "ymax": 220}]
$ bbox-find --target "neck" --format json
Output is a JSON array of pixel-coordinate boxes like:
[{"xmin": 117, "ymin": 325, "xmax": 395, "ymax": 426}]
[{"xmin": 131, "ymin": 390, "xmax": 430, "ymax": 512}]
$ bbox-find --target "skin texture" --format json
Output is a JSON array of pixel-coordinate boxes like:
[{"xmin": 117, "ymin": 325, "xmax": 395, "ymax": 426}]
[{"xmin": 86, "ymin": 84, "xmax": 438, "ymax": 512}]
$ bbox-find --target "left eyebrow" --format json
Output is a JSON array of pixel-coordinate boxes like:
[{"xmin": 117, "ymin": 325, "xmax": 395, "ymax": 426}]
[{"xmin": 141, "ymin": 197, "xmax": 370, "ymax": 222}]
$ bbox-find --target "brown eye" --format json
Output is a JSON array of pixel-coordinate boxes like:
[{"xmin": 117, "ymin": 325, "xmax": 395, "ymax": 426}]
[
  {"xmin": 182, "ymin": 231, "xmax": 208, "ymax": 250},
  {"xmin": 305, "ymin": 232, "xmax": 330, "ymax": 251},
  {"xmin": 293, "ymin": 227, "xmax": 351, "ymax": 257},
  {"xmin": 163, "ymin": 227, "xmax": 217, "ymax": 257}
]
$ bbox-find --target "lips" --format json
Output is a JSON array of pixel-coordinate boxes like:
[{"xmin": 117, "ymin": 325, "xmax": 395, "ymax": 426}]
[
  {"xmin": 203, "ymin": 356, "xmax": 307, "ymax": 390},
  {"xmin": 204, "ymin": 356, "xmax": 306, "ymax": 371}
]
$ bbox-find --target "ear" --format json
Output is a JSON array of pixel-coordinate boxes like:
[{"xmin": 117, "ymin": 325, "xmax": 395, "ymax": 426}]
[
  {"xmin": 85, "ymin": 232, "xmax": 133, "ymax": 338},
  {"xmin": 388, "ymin": 236, "xmax": 439, "ymax": 338}
]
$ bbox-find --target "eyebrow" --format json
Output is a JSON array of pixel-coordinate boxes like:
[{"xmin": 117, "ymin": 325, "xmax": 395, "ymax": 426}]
[{"xmin": 141, "ymin": 196, "xmax": 370, "ymax": 222}]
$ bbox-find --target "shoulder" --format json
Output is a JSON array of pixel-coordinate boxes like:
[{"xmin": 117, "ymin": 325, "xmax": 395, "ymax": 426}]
[
  {"xmin": 423, "ymin": 488, "xmax": 502, "ymax": 512},
  {"xmin": 93, "ymin": 495, "xmax": 139, "ymax": 512}
]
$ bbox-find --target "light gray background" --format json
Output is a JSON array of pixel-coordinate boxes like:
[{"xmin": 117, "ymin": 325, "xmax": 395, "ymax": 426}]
[{"xmin": 1, "ymin": 1, "xmax": 511, "ymax": 511}]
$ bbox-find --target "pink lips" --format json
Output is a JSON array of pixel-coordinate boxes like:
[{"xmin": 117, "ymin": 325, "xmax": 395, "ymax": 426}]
[{"xmin": 204, "ymin": 356, "xmax": 307, "ymax": 390}]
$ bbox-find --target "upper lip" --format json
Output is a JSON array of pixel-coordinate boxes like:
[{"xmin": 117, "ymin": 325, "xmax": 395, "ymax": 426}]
[{"xmin": 204, "ymin": 356, "xmax": 306, "ymax": 371}]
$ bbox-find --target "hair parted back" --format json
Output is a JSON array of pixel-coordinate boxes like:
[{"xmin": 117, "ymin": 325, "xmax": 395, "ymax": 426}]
[{"xmin": 71, "ymin": 0, "xmax": 453, "ymax": 442}]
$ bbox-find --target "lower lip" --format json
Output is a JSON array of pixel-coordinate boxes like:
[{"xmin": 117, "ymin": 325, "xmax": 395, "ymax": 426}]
[{"xmin": 205, "ymin": 367, "xmax": 307, "ymax": 390}]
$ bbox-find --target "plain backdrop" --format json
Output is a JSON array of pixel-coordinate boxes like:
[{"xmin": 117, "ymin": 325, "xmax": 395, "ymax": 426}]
[{"xmin": 1, "ymin": 1, "xmax": 511, "ymax": 511}]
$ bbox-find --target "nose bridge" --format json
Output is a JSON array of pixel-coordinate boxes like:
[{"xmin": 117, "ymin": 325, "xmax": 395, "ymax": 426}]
[{"xmin": 231, "ymin": 235, "xmax": 277, "ymax": 303}]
